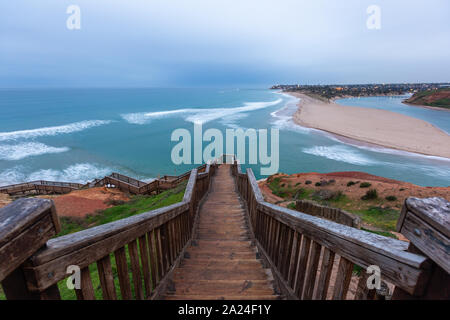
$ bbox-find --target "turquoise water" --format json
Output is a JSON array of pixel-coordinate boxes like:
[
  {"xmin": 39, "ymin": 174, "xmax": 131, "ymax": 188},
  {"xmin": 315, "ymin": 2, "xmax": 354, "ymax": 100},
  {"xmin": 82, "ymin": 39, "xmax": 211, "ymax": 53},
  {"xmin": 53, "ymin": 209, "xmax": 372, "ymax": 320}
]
[{"xmin": 0, "ymin": 88, "xmax": 449, "ymax": 187}]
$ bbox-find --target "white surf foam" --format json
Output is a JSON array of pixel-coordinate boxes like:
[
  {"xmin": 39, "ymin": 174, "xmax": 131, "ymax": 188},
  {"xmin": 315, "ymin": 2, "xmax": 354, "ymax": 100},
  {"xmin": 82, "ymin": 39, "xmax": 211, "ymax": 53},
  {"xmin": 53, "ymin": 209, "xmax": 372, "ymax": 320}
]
[
  {"xmin": 121, "ymin": 99, "xmax": 283, "ymax": 125},
  {"xmin": 302, "ymin": 145, "xmax": 380, "ymax": 166},
  {"xmin": 0, "ymin": 163, "xmax": 113, "ymax": 186},
  {"xmin": 0, "ymin": 142, "xmax": 69, "ymax": 161},
  {"xmin": 270, "ymin": 96, "xmax": 312, "ymax": 134},
  {"xmin": 0, "ymin": 120, "xmax": 113, "ymax": 142}
]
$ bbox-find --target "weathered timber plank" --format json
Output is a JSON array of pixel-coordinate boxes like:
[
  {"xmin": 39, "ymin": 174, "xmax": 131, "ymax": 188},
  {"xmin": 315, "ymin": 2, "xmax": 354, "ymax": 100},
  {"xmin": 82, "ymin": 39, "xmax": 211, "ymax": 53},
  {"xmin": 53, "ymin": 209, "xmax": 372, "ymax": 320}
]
[
  {"xmin": 294, "ymin": 235, "xmax": 311, "ymax": 297},
  {"xmin": 405, "ymin": 197, "xmax": 450, "ymax": 237},
  {"xmin": 314, "ymin": 247, "xmax": 335, "ymax": 300},
  {"xmin": 97, "ymin": 255, "xmax": 117, "ymax": 300},
  {"xmin": 114, "ymin": 247, "xmax": 132, "ymax": 300},
  {"xmin": 332, "ymin": 257, "xmax": 354, "ymax": 300},
  {"xmin": 138, "ymin": 234, "xmax": 152, "ymax": 297},
  {"xmin": 0, "ymin": 198, "xmax": 55, "ymax": 248},
  {"xmin": 302, "ymin": 241, "xmax": 321, "ymax": 300},
  {"xmin": 401, "ymin": 212, "xmax": 450, "ymax": 274},
  {"xmin": 0, "ymin": 214, "xmax": 55, "ymax": 281},
  {"xmin": 75, "ymin": 266, "xmax": 96, "ymax": 300},
  {"xmin": 128, "ymin": 240, "xmax": 144, "ymax": 300}
]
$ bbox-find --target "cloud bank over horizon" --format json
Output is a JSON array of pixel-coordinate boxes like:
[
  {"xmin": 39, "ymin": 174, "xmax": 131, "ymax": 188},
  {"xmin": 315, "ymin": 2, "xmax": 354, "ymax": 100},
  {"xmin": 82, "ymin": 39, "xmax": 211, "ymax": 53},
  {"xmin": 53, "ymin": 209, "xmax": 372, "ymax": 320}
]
[{"xmin": 1, "ymin": 0, "xmax": 449, "ymax": 87}]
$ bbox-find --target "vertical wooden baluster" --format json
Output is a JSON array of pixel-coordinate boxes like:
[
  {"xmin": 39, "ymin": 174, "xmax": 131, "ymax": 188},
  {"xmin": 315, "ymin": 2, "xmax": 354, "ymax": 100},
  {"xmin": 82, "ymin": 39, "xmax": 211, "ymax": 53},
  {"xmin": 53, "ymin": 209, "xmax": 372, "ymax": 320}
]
[
  {"xmin": 269, "ymin": 218, "xmax": 278, "ymax": 260},
  {"xmin": 265, "ymin": 215, "xmax": 271, "ymax": 250},
  {"xmin": 75, "ymin": 266, "xmax": 96, "ymax": 300},
  {"xmin": 333, "ymin": 257, "xmax": 354, "ymax": 300},
  {"xmin": 314, "ymin": 248, "xmax": 335, "ymax": 300},
  {"xmin": 167, "ymin": 219, "xmax": 175, "ymax": 264},
  {"xmin": 294, "ymin": 236, "xmax": 311, "ymax": 298},
  {"xmin": 114, "ymin": 246, "xmax": 132, "ymax": 300},
  {"xmin": 302, "ymin": 241, "xmax": 322, "ymax": 300},
  {"xmin": 181, "ymin": 211, "xmax": 188, "ymax": 246},
  {"xmin": 282, "ymin": 229, "xmax": 294, "ymax": 280},
  {"xmin": 156, "ymin": 227, "xmax": 166, "ymax": 277},
  {"xmin": 354, "ymin": 269, "xmax": 376, "ymax": 300},
  {"xmin": 275, "ymin": 224, "xmax": 286, "ymax": 270},
  {"xmin": 169, "ymin": 219, "xmax": 176, "ymax": 264},
  {"xmin": 174, "ymin": 215, "xmax": 180, "ymax": 255},
  {"xmin": 165, "ymin": 219, "xmax": 173, "ymax": 265},
  {"xmin": 287, "ymin": 231, "xmax": 300, "ymax": 288},
  {"xmin": 259, "ymin": 211, "xmax": 265, "ymax": 244},
  {"xmin": 176, "ymin": 215, "xmax": 182, "ymax": 254},
  {"xmin": 264, "ymin": 215, "xmax": 272, "ymax": 254},
  {"xmin": 138, "ymin": 234, "xmax": 152, "ymax": 298},
  {"xmin": 97, "ymin": 255, "xmax": 117, "ymax": 300},
  {"xmin": 128, "ymin": 240, "xmax": 144, "ymax": 300},
  {"xmin": 270, "ymin": 219, "xmax": 279, "ymax": 261},
  {"xmin": 147, "ymin": 230, "xmax": 158, "ymax": 287}
]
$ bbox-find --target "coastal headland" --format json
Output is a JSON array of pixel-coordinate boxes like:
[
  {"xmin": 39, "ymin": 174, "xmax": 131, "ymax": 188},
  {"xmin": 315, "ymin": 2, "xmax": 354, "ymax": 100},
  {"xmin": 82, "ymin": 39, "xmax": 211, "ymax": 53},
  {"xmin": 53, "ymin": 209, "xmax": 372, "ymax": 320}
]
[{"xmin": 289, "ymin": 92, "xmax": 450, "ymax": 159}]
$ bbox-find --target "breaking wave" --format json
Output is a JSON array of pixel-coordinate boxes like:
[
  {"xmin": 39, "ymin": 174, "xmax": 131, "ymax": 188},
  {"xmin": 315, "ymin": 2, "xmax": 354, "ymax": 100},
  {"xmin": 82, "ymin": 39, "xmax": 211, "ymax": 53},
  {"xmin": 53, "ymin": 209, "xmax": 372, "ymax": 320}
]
[
  {"xmin": 0, "ymin": 163, "xmax": 113, "ymax": 186},
  {"xmin": 121, "ymin": 99, "xmax": 283, "ymax": 125},
  {"xmin": 0, "ymin": 120, "xmax": 113, "ymax": 142},
  {"xmin": 302, "ymin": 145, "xmax": 381, "ymax": 166},
  {"xmin": 0, "ymin": 142, "xmax": 69, "ymax": 161}
]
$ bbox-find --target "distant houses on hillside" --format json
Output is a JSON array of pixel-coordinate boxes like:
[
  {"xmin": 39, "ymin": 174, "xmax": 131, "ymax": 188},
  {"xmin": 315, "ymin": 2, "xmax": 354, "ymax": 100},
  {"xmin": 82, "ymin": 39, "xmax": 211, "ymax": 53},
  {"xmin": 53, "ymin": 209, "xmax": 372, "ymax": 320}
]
[{"xmin": 271, "ymin": 83, "xmax": 450, "ymax": 100}]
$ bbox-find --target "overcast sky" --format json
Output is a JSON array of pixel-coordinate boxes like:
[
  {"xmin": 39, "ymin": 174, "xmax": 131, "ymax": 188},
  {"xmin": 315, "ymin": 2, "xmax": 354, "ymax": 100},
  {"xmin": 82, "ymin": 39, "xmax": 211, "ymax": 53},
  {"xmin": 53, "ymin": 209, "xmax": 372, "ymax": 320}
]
[{"xmin": 1, "ymin": 0, "xmax": 449, "ymax": 87}]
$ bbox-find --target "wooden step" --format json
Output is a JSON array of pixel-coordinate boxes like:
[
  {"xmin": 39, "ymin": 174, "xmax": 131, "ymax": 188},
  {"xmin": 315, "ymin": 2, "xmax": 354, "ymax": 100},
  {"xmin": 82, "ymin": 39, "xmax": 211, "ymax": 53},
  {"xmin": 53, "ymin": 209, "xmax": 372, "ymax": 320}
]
[
  {"xmin": 161, "ymin": 165, "xmax": 279, "ymax": 300},
  {"xmin": 190, "ymin": 240, "xmax": 253, "ymax": 248},
  {"xmin": 180, "ymin": 259, "xmax": 264, "ymax": 268},
  {"xmin": 166, "ymin": 280, "xmax": 275, "ymax": 296},
  {"xmin": 184, "ymin": 251, "xmax": 256, "ymax": 260},
  {"xmin": 187, "ymin": 246, "xmax": 256, "ymax": 254},
  {"xmin": 172, "ymin": 268, "xmax": 273, "ymax": 281}
]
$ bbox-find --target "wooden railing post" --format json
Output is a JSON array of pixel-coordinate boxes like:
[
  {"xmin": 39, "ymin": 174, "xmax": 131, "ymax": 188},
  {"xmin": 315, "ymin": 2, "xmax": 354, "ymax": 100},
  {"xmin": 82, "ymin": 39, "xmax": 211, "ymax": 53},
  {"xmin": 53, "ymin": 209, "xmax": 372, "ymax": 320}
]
[
  {"xmin": 392, "ymin": 197, "xmax": 449, "ymax": 300},
  {"xmin": 0, "ymin": 198, "xmax": 61, "ymax": 300}
]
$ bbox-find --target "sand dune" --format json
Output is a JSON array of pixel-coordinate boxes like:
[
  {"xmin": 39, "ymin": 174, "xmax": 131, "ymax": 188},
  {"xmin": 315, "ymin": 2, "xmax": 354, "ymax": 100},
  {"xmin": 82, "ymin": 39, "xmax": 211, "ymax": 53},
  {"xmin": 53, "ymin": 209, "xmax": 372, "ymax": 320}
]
[{"xmin": 290, "ymin": 93, "xmax": 450, "ymax": 159}]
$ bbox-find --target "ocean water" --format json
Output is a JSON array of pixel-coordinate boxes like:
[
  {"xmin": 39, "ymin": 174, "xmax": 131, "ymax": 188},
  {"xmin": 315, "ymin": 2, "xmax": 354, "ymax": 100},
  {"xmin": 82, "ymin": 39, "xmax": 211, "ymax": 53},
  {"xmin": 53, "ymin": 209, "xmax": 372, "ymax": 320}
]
[{"xmin": 0, "ymin": 88, "xmax": 449, "ymax": 187}]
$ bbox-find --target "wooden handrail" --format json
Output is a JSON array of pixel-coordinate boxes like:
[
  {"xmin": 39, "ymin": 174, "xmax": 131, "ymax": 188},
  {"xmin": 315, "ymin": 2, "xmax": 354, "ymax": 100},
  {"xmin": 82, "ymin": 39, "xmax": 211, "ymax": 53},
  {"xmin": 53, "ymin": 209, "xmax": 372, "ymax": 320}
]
[
  {"xmin": 231, "ymin": 160, "xmax": 433, "ymax": 299},
  {"xmin": 0, "ymin": 160, "xmax": 217, "ymax": 300}
]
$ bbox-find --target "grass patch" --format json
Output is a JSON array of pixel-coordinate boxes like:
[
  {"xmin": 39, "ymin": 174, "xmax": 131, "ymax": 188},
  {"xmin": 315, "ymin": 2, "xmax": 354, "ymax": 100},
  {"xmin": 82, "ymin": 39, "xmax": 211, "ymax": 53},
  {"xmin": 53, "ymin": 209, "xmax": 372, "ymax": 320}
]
[
  {"xmin": 429, "ymin": 98, "xmax": 450, "ymax": 109},
  {"xmin": 347, "ymin": 181, "xmax": 356, "ymax": 187},
  {"xmin": 57, "ymin": 183, "xmax": 187, "ymax": 237},
  {"xmin": 355, "ymin": 207, "xmax": 399, "ymax": 231}
]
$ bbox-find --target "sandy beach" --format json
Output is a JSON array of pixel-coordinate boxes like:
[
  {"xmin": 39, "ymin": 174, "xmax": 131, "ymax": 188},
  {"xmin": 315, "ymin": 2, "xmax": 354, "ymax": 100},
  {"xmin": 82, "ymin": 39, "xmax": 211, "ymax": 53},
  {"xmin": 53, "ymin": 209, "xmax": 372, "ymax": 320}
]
[{"xmin": 290, "ymin": 92, "xmax": 450, "ymax": 159}]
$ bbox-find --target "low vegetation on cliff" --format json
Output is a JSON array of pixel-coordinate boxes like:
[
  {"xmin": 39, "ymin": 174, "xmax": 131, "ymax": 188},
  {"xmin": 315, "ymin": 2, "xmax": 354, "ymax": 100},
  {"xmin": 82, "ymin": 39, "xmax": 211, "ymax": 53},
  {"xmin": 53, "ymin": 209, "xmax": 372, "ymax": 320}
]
[{"xmin": 404, "ymin": 88, "xmax": 450, "ymax": 109}]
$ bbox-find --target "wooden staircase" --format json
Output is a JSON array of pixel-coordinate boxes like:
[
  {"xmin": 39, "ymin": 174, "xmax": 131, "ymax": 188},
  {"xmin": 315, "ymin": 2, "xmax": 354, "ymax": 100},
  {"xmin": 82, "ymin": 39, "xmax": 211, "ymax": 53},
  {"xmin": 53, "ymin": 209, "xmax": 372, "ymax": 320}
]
[{"xmin": 163, "ymin": 165, "xmax": 280, "ymax": 300}]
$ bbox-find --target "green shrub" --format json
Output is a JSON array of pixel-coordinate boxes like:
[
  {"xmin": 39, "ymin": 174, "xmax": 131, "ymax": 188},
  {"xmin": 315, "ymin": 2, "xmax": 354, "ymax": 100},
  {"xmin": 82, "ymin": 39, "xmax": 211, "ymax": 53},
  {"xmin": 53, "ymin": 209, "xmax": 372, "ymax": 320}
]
[
  {"xmin": 360, "ymin": 182, "xmax": 372, "ymax": 188},
  {"xmin": 287, "ymin": 202, "xmax": 296, "ymax": 210},
  {"xmin": 361, "ymin": 189, "xmax": 378, "ymax": 200},
  {"xmin": 295, "ymin": 182, "xmax": 301, "ymax": 186},
  {"xmin": 347, "ymin": 181, "xmax": 356, "ymax": 187},
  {"xmin": 315, "ymin": 182, "xmax": 321, "ymax": 187},
  {"xmin": 385, "ymin": 195, "xmax": 397, "ymax": 201},
  {"xmin": 305, "ymin": 180, "xmax": 312, "ymax": 185}
]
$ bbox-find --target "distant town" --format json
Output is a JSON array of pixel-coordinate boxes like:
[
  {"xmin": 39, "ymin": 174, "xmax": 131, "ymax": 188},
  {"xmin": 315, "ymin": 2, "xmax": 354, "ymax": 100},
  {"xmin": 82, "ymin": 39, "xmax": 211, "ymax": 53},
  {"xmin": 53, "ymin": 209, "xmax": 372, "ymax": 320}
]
[{"xmin": 271, "ymin": 83, "xmax": 450, "ymax": 100}]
